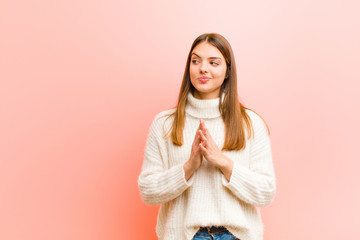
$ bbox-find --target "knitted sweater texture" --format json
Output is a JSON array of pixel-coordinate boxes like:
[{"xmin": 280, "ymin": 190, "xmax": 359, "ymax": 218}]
[{"xmin": 138, "ymin": 93, "xmax": 276, "ymax": 240}]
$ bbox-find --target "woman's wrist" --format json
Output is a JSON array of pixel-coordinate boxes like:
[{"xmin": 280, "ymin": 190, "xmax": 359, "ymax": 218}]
[
  {"xmin": 183, "ymin": 159, "xmax": 197, "ymax": 181},
  {"xmin": 218, "ymin": 155, "xmax": 234, "ymax": 182}
]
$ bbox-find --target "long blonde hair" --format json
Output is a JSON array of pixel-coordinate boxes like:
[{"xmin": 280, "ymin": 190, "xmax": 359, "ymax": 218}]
[{"xmin": 168, "ymin": 33, "xmax": 269, "ymax": 151}]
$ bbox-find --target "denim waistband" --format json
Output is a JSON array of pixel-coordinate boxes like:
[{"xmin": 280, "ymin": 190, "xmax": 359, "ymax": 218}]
[{"xmin": 198, "ymin": 226, "xmax": 228, "ymax": 234}]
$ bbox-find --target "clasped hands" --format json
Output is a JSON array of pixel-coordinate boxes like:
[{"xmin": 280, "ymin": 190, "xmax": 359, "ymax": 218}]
[{"xmin": 184, "ymin": 119, "xmax": 234, "ymax": 182}]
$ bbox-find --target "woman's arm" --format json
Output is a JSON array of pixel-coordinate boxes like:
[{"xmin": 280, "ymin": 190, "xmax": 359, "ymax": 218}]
[
  {"xmin": 221, "ymin": 114, "xmax": 276, "ymax": 207},
  {"xmin": 198, "ymin": 114, "xmax": 276, "ymax": 207},
  {"xmin": 138, "ymin": 114, "xmax": 193, "ymax": 205}
]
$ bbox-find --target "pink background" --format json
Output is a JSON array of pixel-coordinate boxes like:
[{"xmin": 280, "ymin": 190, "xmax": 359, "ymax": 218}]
[{"xmin": 1, "ymin": 0, "xmax": 360, "ymax": 239}]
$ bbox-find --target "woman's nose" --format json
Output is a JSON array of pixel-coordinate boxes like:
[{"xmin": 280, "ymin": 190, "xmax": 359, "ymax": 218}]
[{"xmin": 200, "ymin": 62, "xmax": 208, "ymax": 73}]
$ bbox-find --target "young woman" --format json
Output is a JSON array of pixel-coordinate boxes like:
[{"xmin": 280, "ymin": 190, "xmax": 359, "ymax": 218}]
[{"xmin": 138, "ymin": 33, "xmax": 276, "ymax": 240}]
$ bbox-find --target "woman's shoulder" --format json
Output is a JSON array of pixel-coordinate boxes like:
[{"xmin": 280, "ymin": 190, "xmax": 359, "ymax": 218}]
[
  {"xmin": 152, "ymin": 108, "xmax": 176, "ymax": 125},
  {"xmin": 244, "ymin": 108, "xmax": 262, "ymax": 123},
  {"xmin": 244, "ymin": 108, "xmax": 270, "ymax": 136},
  {"xmin": 148, "ymin": 108, "xmax": 176, "ymax": 134},
  {"xmin": 153, "ymin": 108, "xmax": 176, "ymax": 120}
]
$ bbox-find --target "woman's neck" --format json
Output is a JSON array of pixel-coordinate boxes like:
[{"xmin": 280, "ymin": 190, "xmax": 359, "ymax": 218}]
[
  {"xmin": 193, "ymin": 89, "xmax": 221, "ymax": 100},
  {"xmin": 185, "ymin": 92, "xmax": 222, "ymax": 119}
]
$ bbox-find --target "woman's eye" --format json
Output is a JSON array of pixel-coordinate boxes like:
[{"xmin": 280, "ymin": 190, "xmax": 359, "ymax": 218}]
[
  {"xmin": 211, "ymin": 62, "xmax": 219, "ymax": 66},
  {"xmin": 191, "ymin": 60, "xmax": 199, "ymax": 64}
]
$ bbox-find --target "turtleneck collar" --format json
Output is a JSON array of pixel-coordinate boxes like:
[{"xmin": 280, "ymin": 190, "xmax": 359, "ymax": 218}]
[{"xmin": 185, "ymin": 92, "xmax": 222, "ymax": 119}]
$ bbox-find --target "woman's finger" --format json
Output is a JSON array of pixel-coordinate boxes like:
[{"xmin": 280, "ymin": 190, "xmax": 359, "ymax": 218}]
[
  {"xmin": 198, "ymin": 119, "xmax": 203, "ymax": 130},
  {"xmin": 200, "ymin": 139, "xmax": 207, "ymax": 147},
  {"xmin": 204, "ymin": 127, "xmax": 213, "ymax": 141},
  {"xmin": 199, "ymin": 130, "xmax": 207, "ymax": 142},
  {"xmin": 193, "ymin": 131, "xmax": 201, "ymax": 145},
  {"xmin": 199, "ymin": 143, "xmax": 208, "ymax": 155}
]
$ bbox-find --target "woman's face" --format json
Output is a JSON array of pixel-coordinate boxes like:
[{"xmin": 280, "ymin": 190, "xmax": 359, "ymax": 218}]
[{"xmin": 189, "ymin": 41, "xmax": 227, "ymax": 99}]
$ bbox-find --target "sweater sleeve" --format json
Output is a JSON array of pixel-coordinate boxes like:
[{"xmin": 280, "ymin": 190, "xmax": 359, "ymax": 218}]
[
  {"xmin": 138, "ymin": 113, "xmax": 194, "ymax": 205},
  {"xmin": 222, "ymin": 113, "xmax": 276, "ymax": 207}
]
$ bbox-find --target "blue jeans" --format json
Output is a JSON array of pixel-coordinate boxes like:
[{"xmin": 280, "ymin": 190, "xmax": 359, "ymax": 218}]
[{"xmin": 192, "ymin": 230, "xmax": 239, "ymax": 240}]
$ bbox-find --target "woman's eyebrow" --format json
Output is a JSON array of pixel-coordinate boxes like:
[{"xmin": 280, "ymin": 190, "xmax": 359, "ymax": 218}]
[{"xmin": 191, "ymin": 52, "xmax": 222, "ymax": 60}]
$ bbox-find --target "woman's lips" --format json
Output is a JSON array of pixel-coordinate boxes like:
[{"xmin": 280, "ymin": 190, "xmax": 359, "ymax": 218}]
[{"xmin": 199, "ymin": 76, "xmax": 210, "ymax": 83}]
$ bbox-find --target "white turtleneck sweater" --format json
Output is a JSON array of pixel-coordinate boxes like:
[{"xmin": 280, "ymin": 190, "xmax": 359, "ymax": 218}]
[{"xmin": 138, "ymin": 93, "xmax": 276, "ymax": 240}]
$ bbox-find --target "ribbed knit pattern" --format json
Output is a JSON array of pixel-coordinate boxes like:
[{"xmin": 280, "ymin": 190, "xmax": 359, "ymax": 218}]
[{"xmin": 138, "ymin": 92, "xmax": 276, "ymax": 240}]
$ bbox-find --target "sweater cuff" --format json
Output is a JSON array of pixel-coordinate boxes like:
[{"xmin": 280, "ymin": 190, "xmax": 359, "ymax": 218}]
[
  {"xmin": 182, "ymin": 164, "xmax": 194, "ymax": 187},
  {"xmin": 221, "ymin": 160, "xmax": 246, "ymax": 189}
]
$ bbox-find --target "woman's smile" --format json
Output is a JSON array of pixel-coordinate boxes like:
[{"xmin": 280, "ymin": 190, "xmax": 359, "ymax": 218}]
[{"xmin": 198, "ymin": 76, "xmax": 210, "ymax": 83}]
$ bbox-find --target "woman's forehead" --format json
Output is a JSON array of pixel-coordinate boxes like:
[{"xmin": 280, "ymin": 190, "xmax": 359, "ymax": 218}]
[{"xmin": 191, "ymin": 42, "xmax": 224, "ymax": 59}]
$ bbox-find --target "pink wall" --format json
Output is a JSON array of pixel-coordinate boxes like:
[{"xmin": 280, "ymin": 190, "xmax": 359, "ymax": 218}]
[{"xmin": 1, "ymin": 0, "xmax": 360, "ymax": 239}]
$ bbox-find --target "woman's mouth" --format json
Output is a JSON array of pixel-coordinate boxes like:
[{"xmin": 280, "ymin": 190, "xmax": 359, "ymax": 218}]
[{"xmin": 199, "ymin": 76, "xmax": 210, "ymax": 83}]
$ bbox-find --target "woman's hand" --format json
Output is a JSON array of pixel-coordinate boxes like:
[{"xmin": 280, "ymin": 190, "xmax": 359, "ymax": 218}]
[
  {"xmin": 183, "ymin": 120, "xmax": 206, "ymax": 181},
  {"xmin": 198, "ymin": 120, "xmax": 234, "ymax": 182}
]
